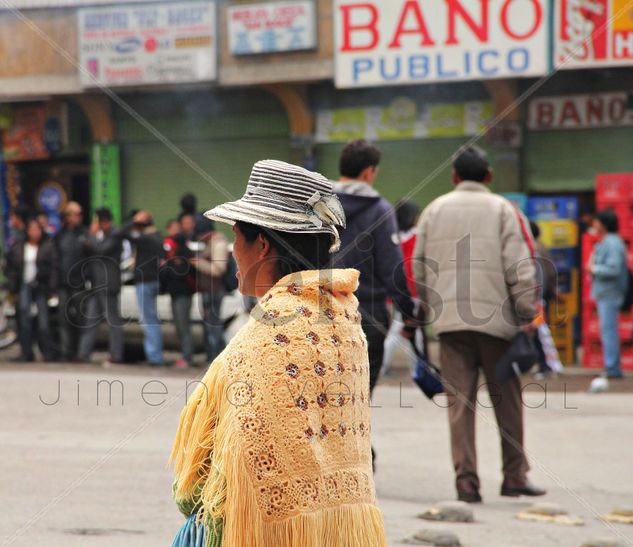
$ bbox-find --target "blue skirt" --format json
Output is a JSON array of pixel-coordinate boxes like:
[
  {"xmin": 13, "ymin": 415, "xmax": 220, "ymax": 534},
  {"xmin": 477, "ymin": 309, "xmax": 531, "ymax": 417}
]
[{"xmin": 171, "ymin": 515, "xmax": 207, "ymax": 547}]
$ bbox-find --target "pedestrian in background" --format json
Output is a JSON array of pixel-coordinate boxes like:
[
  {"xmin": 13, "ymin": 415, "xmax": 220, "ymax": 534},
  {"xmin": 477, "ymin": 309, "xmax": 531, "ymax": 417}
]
[
  {"xmin": 530, "ymin": 221, "xmax": 562, "ymax": 379},
  {"xmin": 413, "ymin": 145, "xmax": 545, "ymax": 503},
  {"xmin": 55, "ymin": 201, "xmax": 87, "ymax": 361},
  {"xmin": 333, "ymin": 140, "xmax": 417, "ymax": 395},
  {"xmin": 78, "ymin": 207, "xmax": 125, "ymax": 365},
  {"xmin": 382, "ymin": 199, "xmax": 421, "ymax": 375},
  {"xmin": 7, "ymin": 205, "xmax": 32, "ymax": 247},
  {"xmin": 5, "ymin": 218, "xmax": 58, "ymax": 362},
  {"xmin": 161, "ymin": 218, "xmax": 195, "ymax": 368},
  {"xmin": 125, "ymin": 210, "xmax": 165, "ymax": 366},
  {"xmin": 190, "ymin": 219, "xmax": 229, "ymax": 363},
  {"xmin": 588, "ymin": 209, "xmax": 628, "ymax": 379}
]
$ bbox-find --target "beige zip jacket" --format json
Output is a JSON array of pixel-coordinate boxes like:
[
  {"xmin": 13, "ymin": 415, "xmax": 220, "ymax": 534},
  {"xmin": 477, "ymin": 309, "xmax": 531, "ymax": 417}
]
[{"xmin": 413, "ymin": 181, "xmax": 537, "ymax": 341}]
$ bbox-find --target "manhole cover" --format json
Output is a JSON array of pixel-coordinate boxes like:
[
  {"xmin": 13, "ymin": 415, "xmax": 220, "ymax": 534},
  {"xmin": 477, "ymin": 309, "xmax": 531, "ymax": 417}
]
[{"xmin": 64, "ymin": 528, "xmax": 145, "ymax": 536}]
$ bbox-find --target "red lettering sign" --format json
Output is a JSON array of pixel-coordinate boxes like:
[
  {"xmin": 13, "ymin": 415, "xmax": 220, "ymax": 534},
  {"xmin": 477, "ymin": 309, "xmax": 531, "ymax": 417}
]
[
  {"xmin": 501, "ymin": 0, "xmax": 542, "ymax": 40},
  {"xmin": 446, "ymin": 0, "xmax": 490, "ymax": 45},
  {"xmin": 339, "ymin": 3, "xmax": 380, "ymax": 51},
  {"xmin": 388, "ymin": 0, "xmax": 435, "ymax": 49}
]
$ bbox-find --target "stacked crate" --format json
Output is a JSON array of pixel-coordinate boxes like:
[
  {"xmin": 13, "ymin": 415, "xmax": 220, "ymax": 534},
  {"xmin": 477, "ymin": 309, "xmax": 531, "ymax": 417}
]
[
  {"xmin": 527, "ymin": 197, "xmax": 579, "ymax": 365},
  {"xmin": 582, "ymin": 173, "xmax": 633, "ymax": 370}
]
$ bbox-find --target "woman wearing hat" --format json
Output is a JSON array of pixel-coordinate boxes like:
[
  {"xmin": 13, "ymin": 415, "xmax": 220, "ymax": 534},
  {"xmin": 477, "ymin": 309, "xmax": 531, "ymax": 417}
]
[{"xmin": 169, "ymin": 160, "xmax": 387, "ymax": 547}]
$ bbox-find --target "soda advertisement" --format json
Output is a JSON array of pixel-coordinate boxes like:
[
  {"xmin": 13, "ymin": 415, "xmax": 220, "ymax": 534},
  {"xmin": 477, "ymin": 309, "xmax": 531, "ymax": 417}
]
[{"xmin": 555, "ymin": 0, "xmax": 633, "ymax": 68}]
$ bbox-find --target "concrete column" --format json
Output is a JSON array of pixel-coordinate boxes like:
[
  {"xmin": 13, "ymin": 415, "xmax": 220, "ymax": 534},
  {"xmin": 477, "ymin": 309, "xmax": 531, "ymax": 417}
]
[
  {"xmin": 262, "ymin": 83, "xmax": 315, "ymax": 168},
  {"xmin": 483, "ymin": 79, "xmax": 524, "ymax": 193},
  {"xmin": 72, "ymin": 94, "xmax": 114, "ymax": 142}
]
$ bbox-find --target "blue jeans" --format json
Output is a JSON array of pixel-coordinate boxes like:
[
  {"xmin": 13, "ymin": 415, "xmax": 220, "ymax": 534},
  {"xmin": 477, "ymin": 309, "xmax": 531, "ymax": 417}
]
[
  {"xmin": 136, "ymin": 281, "xmax": 163, "ymax": 365},
  {"xmin": 597, "ymin": 298, "xmax": 624, "ymax": 377}
]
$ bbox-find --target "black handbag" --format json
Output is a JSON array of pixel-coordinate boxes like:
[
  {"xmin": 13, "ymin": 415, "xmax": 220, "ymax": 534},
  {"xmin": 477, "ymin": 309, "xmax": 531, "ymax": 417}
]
[
  {"xmin": 494, "ymin": 331, "xmax": 539, "ymax": 385},
  {"xmin": 410, "ymin": 339, "xmax": 444, "ymax": 399}
]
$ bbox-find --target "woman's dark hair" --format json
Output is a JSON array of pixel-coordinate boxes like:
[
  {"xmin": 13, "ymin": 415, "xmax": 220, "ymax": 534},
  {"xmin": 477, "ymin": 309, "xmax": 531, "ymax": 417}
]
[
  {"xmin": 26, "ymin": 218, "xmax": 44, "ymax": 241},
  {"xmin": 236, "ymin": 221, "xmax": 332, "ymax": 277},
  {"xmin": 395, "ymin": 199, "xmax": 421, "ymax": 232},
  {"xmin": 597, "ymin": 209, "xmax": 619, "ymax": 233}
]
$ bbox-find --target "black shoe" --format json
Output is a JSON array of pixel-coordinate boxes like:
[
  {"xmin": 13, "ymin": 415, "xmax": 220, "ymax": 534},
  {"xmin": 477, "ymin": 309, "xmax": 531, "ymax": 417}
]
[
  {"xmin": 457, "ymin": 490, "xmax": 482, "ymax": 503},
  {"xmin": 501, "ymin": 480, "xmax": 546, "ymax": 497},
  {"xmin": 456, "ymin": 477, "xmax": 482, "ymax": 503}
]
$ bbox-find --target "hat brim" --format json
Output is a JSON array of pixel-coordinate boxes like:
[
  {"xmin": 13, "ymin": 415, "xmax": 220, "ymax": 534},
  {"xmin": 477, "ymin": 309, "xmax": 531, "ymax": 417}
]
[{"xmin": 205, "ymin": 199, "xmax": 340, "ymax": 238}]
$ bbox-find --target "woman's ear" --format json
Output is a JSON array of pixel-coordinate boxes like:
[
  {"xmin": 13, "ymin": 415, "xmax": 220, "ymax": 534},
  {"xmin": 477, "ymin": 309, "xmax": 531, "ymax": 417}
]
[{"xmin": 258, "ymin": 233, "xmax": 271, "ymax": 258}]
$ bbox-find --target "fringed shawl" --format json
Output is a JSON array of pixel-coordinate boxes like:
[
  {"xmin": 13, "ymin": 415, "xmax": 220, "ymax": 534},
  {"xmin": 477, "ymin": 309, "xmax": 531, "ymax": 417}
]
[{"xmin": 169, "ymin": 269, "xmax": 387, "ymax": 547}]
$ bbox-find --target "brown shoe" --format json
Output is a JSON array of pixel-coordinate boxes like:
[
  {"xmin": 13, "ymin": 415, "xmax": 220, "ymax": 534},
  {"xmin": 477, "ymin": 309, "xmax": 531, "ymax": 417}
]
[
  {"xmin": 501, "ymin": 479, "xmax": 546, "ymax": 497},
  {"xmin": 456, "ymin": 478, "xmax": 482, "ymax": 503}
]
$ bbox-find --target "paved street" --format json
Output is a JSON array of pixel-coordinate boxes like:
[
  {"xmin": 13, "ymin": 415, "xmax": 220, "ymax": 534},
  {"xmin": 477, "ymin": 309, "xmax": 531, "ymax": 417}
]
[{"xmin": 1, "ymin": 362, "xmax": 632, "ymax": 547}]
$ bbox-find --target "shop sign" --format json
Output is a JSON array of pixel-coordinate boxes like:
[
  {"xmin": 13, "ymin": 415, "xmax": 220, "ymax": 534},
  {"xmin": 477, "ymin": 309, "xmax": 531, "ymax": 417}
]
[
  {"xmin": 91, "ymin": 143, "xmax": 122, "ymax": 224},
  {"xmin": 528, "ymin": 92, "xmax": 633, "ymax": 130},
  {"xmin": 333, "ymin": 0, "xmax": 549, "ymax": 88},
  {"xmin": 227, "ymin": 1, "xmax": 316, "ymax": 55},
  {"xmin": 316, "ymin": 97, "xmax": 494, "ymax": 142},
  {"xmin": 2, "ymin": 104, "xmax": 49, "ymax": 162},
  {"xmin": 78, "ymin": 1, "xmax": 216, "ymax": 87},
  {"xmin": 4, "ymin": 0, "xmax": 160, "ymax": 8},
  {"xmin": 555, "ymin": 0, "xmax": 633, "ymax": 68}
]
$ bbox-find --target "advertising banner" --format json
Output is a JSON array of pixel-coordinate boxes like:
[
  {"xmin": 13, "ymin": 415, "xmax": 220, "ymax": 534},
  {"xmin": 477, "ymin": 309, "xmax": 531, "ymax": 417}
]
[
  {"xmin": 91, "ymin": 143, "xmax": 122, "ymax": 224},
  {"xmin": 528, "ymin": 92, "xmax": 633, "ymax": 130},
  {"xmin": 555, "ymin": 0, "xmax": 633, "ymax": 68},
  {"xmin": 78, "ymin": 1, "xmax": 216, "ymax": 87},
  {"xmin": 333, "ymin": 0, "xmax": 549, "ymax": 88},
  {"xmin": 316, "ymin": 97, "xmax": 494, "ymax": 142},
  {"xmin": 227, "ymin": 1, "xmax": 316, "ymax": 55},
  {"xmin": 2, "ymin": 105, "xmax": 49, "ymax": 162}
]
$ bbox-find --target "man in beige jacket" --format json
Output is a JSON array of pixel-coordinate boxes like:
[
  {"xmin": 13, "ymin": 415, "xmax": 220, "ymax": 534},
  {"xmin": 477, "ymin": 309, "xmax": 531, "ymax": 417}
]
[{"xmin": 413, "ymin": 146, "xmax": 545, "ymax": 503}]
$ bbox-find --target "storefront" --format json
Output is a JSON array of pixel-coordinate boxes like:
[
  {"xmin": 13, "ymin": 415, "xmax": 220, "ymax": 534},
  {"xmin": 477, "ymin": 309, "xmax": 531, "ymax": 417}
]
[{"xmin": 0, "ymin": 100, "xmax": 93, "ymax": 245}]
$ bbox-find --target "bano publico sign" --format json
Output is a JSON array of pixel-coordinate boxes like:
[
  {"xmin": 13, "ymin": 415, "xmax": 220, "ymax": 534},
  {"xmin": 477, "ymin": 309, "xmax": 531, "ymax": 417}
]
[{"xmin": 334, "ymin": 0, "xmax": 549, "ymax": 88}]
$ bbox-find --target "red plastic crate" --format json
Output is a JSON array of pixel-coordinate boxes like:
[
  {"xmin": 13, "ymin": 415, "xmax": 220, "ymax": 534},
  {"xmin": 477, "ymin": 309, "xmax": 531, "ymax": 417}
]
[
  {"xmin": 582, "ymin": 340, "xmax": 603, "ymax": 368},
  {"xmin": 622, "ymin": 351, "xmax": 633, "ymax": 370},
  {"xmin": 620, "ymin": 313, "xmax": 633, "ymax": 340},
  {"xmin": 581, "ymin": 232, "xmax": 599, "ymax": 265},
  {"xmin": 596, "ymin": 173, "xmax": 633, "ymax": 204},
  {"xmin": 583, "ymin": 308, "xmax": 601, "ymax": 340}
]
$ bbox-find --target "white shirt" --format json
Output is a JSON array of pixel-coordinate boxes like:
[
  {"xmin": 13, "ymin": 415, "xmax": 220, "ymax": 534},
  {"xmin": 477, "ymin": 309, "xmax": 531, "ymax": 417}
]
[{"xmin": 23, "ymin": 243, "xmax": 38, "ymax": 284}]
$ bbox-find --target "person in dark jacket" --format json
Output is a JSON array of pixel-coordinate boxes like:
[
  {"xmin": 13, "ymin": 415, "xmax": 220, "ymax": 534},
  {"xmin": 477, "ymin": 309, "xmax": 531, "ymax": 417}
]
[
  {"xmin": 77, "ymin": 207, "xmax": 125, "ymax": 364},
  {"xmin": 125, "ymin": 210, "xmax": 165, "ymax": 366},
  {"xmin": 190, "ymin": 219, "xmax": 229, "ymax": 363},
  {"xmin": 333, "ymin": 140, "xmax": 417, "ymax": 394},
  {"xmin": 5, "ymin": 218, "xmax": 58, "ymax": 361},
  {"xmin": 55, "ymin": 201, "xmax": 88, "ymax": 361},
  {"xmin": 161, "ymin": 219, "xmax": 196, "ymax": 368}
]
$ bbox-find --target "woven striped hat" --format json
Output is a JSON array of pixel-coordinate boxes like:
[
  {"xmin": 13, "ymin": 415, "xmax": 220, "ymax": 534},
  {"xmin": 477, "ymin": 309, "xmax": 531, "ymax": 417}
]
[{"xmin": 204, "ymin": 160, "xmax": 346, "ymax": 253}]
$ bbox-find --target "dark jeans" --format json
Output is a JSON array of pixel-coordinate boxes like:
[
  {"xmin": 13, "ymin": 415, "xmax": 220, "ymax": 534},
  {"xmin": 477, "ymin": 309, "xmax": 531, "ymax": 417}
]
[
  {"xmin": 78, "ymin": 290, "xmax": 124, "ymax": 362},
  {"xmin": 18, "ymin": 284, "xmax": 53, "ymax": 361},
  {"xmin": 202, "ymin": 291, "xmax": 226, "ymax": 363},
  {"xmin": 361, "ymin": 306, "xmax": 390, "ymax": 394},
  {"xmin": 171, "ymin": 294, "xmax": 193, "ymax": 365},
  {"xmin": 58, "ymin": 286, "xmax": 83, "ymax": 360}
]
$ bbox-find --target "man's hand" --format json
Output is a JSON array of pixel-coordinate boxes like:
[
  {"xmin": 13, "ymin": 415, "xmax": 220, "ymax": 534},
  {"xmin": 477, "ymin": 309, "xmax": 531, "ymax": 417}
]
[{"xmin": 400, "ymin": 319, "xmax": 418, "ymax": 340}]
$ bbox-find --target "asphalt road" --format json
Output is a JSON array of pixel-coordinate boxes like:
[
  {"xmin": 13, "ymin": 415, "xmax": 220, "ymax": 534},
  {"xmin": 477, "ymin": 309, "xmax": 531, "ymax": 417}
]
[{"xmin": 1, "ymin": 362, "xmax": 632, "ymax": 547}]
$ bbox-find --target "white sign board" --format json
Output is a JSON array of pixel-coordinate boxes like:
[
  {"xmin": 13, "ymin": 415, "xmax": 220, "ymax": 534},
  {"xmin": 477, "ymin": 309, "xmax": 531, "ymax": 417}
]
[
  {"xmin": 528, "ymin": 93, "xmax": 633, "ymax": 130},
  {"xmin": 78, "ymin": 1, "xmax": 216, "ymax": 87},
  {"xmin": 227, "ymin": 1, "xmax": 316, "ymax": 55},
  {"xmin": 334, "ymin": 0, "xmax": 549, "ymax": 88}
]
